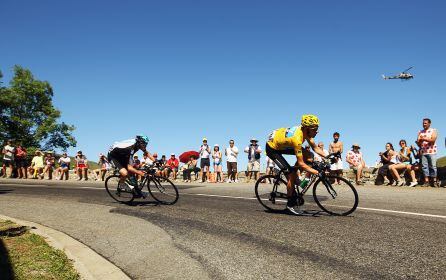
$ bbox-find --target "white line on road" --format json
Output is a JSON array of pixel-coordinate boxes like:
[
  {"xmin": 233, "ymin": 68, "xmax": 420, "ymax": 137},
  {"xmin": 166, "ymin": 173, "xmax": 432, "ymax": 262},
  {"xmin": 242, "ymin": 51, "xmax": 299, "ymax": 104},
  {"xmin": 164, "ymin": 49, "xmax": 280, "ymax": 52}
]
[
  {"xmin": 2, "ymin": 183, "xmax": 445, "ymax": 219},
  {"xmin": 355, "ymin": 207, "xmax": 446, "ymax": 219},
  {"xmin": 182, "ymin": 193, "xmax": 446, "ymax": 219}
]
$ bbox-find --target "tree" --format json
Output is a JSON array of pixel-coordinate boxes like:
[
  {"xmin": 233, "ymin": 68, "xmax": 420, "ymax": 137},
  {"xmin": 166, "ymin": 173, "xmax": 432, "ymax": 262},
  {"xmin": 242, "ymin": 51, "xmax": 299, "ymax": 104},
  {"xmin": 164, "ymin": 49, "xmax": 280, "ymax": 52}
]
[{"xmin": 0, "ymin": 65, "xmax": 76, "ymax": 151}]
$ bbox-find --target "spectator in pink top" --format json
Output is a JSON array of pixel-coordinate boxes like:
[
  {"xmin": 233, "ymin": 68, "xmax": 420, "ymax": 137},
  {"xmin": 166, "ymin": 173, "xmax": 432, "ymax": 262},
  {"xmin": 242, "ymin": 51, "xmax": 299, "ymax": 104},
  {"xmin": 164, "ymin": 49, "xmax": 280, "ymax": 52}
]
[
  {"xmin": 417, "ymin": 118, "xmax": 438, "ymax": 187},
  {"xmin": 15, "ymin": 143, "xmax": 28, "ymax": 179},
  {"xmin": 346, "ymin": 143, "xmax": 365, "ymax": 185}
]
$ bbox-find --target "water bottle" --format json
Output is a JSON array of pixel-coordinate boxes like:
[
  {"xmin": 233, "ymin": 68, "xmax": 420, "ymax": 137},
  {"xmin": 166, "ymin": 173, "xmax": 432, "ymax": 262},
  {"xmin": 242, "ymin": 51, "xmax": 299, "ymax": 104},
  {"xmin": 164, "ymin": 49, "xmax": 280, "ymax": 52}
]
[{"xmin": 299, "ymin": 177, "xmax": 310, "ymax": 188}]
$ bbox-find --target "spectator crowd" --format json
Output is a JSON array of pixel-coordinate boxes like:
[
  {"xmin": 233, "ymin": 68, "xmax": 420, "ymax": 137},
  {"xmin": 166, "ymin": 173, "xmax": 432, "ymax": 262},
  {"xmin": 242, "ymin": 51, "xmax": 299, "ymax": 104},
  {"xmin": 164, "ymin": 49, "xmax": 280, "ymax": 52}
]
[{"xmin": 1, "ymin": 118, "xmax": 443, "ymax": 188}]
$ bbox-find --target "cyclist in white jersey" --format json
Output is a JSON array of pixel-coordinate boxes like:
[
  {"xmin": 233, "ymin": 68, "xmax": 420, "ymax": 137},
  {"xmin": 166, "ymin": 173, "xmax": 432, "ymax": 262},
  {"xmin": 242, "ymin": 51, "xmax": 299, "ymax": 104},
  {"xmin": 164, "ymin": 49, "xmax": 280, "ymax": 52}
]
[{"xmin": 108, "ymin": 135, "xmax": 155, "ymax": 198}]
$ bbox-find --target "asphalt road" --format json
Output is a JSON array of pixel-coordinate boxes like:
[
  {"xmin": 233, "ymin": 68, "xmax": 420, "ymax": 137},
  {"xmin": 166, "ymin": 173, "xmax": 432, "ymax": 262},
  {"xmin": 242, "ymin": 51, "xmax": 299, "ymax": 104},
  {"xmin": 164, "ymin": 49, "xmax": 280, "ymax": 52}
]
[{"xmin": 0, "ymin": 179, "xmax": 445, "ymax": 280}]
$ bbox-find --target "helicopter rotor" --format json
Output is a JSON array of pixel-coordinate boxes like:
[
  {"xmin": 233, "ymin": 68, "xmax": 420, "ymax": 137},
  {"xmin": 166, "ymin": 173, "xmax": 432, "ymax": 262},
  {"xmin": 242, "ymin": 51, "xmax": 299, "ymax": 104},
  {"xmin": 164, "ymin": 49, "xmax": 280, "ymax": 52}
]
[{"xmin": 402, "ymin": 66, "xmax": 413, "ymax": 73}]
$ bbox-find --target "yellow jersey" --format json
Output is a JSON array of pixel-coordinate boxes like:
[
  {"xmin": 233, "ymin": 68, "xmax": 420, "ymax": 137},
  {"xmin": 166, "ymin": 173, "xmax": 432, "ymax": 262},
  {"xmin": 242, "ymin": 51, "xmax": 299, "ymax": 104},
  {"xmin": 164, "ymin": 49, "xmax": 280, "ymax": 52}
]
[{"xmin": 267, "ymin": 126, "xmax": 304, "ymax": 156}]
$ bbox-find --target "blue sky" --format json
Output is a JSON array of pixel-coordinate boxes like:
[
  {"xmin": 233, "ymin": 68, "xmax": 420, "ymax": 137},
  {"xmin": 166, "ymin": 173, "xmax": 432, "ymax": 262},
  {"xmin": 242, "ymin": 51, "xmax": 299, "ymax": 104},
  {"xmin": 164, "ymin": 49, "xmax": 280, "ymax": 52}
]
[{"xmin": 1, "ymin": 0, "xmax": 445, "ymax": 169}]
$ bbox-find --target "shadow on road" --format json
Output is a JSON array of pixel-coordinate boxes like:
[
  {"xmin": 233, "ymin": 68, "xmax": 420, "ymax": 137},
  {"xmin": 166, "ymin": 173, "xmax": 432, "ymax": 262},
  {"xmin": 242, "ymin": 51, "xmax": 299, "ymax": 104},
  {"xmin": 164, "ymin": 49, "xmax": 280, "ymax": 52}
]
[
  {"xmin": 127, "ymin": 200, "xmax": 162, "ymax": 207},
  {"xmin": 0, "ymin": 189, "xmax": 14, "ymax": 195},
  {"xmin": 261, "ymin": 209, "xmax": 328, "ymax": 217},
  {"xmin": 0, "ymin": 240, "xmax": 14, "ymax": 280}
]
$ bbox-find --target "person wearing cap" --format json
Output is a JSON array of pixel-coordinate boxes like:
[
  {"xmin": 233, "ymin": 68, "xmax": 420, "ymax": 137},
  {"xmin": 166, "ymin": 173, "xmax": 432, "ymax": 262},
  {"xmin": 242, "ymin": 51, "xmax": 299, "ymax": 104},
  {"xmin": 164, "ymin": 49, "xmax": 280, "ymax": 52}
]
[
  {"xmin": 2, "ymin": 140, "xmax": 15, "ymax": 178},
  {"xmin": 30, "ymin": 150, "xmax": 44, "ymax": 179},
  {"xmin": 346, "ymin": 144, "xmax": 365, "ymax": 185},
  {"xmin": 265, "ymin": 114, "xmax": 327, "ymax": 215},
  {"xmin": 43, "ymin": 151, "xmax": 56, "ymax": 180},
  {"xmin": 75, "ymin": 151, "xmax": 89, "ymax": 181},
  {"xmin": 164, "ymin": 153, "xmax": 179, "ymax": 180},
  {"xmin": 56, "ymin": 152, "xmax": 71, "ymax": 180},
  {"xmin": 212, "ymin": 144, "xmax": 223, "ymax": 182},
  {"xmin": 244, "ymin": 138, "xmax": 262, "ymax": 183},
  {"xmin": 199, "ymin": 138, "xmax": 211, "ymax": 183}
]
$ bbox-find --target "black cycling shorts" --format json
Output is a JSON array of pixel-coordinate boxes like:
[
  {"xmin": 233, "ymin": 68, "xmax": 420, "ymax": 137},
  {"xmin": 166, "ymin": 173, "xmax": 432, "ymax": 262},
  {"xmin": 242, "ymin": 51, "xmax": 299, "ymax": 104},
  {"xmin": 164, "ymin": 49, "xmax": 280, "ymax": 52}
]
[
  {"xmin": 265, "ymin": 143, "xmax": 296, "ymax": 173},
  {"xmin": 108, "ymin": 152, "xmax": 130, "ymax": 170}
]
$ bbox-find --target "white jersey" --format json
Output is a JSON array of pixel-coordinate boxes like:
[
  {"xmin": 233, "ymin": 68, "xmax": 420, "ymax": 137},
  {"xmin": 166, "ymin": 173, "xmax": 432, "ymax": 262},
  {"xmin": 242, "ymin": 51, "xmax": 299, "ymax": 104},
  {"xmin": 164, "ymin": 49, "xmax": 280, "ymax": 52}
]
[
  {"xmin": 110, "ymin": 139, "xmax": 136, "ymax": 150},
  {"xmin": 109, "ymin": 139, "xmax": 137, "ymax": 159}
]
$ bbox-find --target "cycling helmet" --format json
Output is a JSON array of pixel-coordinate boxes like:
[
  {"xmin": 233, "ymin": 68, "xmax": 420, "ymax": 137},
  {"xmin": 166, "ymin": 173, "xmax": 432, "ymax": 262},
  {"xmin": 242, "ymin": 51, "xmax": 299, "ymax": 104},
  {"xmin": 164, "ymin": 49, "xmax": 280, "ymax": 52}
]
[
  {"xmin": 301, "ymin": 114, "xmax": 319, "ymax": 127},
  {"xmin": 136, "ymin": 134, "xmax": 149, "ymax": 145}
]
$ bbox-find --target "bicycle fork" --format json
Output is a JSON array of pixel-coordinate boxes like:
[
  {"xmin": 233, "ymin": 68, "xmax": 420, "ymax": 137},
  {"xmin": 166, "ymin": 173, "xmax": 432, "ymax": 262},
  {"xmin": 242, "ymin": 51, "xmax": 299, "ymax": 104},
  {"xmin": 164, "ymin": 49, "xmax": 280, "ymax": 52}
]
[{"xmin": 321, "ymin": 179, "xmax": 338, "ymax": 199}]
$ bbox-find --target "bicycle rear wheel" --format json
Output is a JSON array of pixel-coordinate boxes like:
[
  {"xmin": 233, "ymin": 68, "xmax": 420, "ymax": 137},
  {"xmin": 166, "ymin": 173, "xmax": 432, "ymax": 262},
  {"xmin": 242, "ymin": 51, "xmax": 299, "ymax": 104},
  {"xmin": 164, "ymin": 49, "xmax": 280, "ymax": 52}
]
[
  {"xmin": 312, "ymin": 175, "xmax": 358, "ymax": 216},
  {"xmin": 105, "ymin": 175, "xmax": 135, "ymax": 203},
  {"xmin": 147, "ymin": 176, "xmax": 179, "ymax": 205},
  {"xmin": 255, "ymin": 175, "xmax": 288, "ymax": 212}
]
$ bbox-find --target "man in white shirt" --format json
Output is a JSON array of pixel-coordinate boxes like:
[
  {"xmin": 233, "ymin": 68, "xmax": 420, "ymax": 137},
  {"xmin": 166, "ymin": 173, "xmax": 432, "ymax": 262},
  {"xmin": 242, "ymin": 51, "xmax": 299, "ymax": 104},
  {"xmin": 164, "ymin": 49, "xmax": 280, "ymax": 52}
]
[
  {"xmin": 225, "ymin": 139, "xmax": 239, "ymax": 183},
  {"xmin": 244, "ymin": 138, "xmax": 262, "ymax": 183},
  {"xmin": 199, "ymin": 138, "xmax": 211, "ymax": 182},
  {"xmin": 2, "ymin": 140, "xmax": 15, "ymax": 178}
]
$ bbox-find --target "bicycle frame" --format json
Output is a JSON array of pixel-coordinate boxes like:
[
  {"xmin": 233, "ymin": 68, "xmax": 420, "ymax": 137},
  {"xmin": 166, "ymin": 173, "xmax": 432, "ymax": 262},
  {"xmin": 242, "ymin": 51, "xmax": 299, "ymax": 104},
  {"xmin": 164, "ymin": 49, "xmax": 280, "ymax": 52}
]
[{"xmin": 275, "ymin": 169, "xmax": 318, "ymax": 196}]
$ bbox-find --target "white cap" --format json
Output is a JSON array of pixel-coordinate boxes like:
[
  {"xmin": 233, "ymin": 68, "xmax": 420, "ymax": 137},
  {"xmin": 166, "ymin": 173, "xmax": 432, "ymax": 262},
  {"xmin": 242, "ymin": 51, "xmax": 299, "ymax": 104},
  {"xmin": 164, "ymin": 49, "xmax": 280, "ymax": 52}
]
[{"xmin": 214, "ymin": 144, "xmax": 219, "ymax": 147}]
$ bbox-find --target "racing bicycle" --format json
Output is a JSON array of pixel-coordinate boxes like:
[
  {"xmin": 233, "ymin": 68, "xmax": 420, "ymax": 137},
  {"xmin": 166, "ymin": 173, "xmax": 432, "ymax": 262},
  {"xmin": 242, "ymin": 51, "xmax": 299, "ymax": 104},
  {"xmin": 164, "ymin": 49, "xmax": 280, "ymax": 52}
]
[
  {"xmin": 105, "ymin": 164, "xmax": 179, "ymax": 205},
  {"xmin": 255, "ymin": 153, "xmax": 358, "ymax": 216}
]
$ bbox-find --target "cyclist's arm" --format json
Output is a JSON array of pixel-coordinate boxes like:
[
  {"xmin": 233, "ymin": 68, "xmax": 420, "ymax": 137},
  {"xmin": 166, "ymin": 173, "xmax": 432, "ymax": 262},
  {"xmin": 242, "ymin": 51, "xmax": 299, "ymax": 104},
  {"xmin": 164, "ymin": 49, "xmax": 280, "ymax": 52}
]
[
  {"xmin": 144, "ymin": 152, "xmax": 155, "ymax": 162},
  {"xmin": 127, "ymin": 164, "xmax": 145, "ymax": 176},
  {"xmin": 296, "ymin": 154, "xmax": 318, "ymax": 175},
  {"xmin": 308, "ymin": 138, "xmax": 326, "ymax": 158}
]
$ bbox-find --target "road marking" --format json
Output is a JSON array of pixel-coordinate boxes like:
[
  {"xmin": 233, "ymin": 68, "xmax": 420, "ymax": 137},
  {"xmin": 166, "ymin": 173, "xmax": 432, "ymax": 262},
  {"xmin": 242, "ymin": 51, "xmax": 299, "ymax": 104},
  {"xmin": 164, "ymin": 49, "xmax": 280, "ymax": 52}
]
[
  {"xmin": 355, "ymin": 207, "xmax": 446, "ymax": 219},
  {"xmin": 184, "ymin": 193, "xmax": 258, "ymax": 200},
  {"xmin": 182, "ymin": 193, "xmax": 446, "ymax": 219}
]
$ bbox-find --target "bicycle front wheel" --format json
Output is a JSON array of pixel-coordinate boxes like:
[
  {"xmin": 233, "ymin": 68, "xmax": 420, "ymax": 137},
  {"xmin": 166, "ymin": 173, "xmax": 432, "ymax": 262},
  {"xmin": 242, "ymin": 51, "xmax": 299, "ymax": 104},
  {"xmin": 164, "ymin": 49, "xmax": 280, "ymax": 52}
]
[
  {"xmin": 147, "ymin": 176, "xmax": 179, "ymax": 205},
  {"xmin": 255, "ymin": 175, "xmax": 288, "ymax": 212},
  {"xmin": 313, "ymin": 175, "xmax": 358, "ymax": 216},
  {"xmin": 105, "ymin": 175, "xmax": 135, "ymax": 203}
]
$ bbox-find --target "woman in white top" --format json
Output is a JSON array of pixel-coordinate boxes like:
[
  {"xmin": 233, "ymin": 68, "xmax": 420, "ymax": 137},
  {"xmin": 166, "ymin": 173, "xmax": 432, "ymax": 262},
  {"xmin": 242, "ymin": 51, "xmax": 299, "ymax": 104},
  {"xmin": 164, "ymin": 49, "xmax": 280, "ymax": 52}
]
[
  {"xmin": 212, "ymin": 144, "xmax": 223, "ymax": 182},
  {"xmin": 57, "ymin": 153, "xmax": 71, "ymax": 180}
]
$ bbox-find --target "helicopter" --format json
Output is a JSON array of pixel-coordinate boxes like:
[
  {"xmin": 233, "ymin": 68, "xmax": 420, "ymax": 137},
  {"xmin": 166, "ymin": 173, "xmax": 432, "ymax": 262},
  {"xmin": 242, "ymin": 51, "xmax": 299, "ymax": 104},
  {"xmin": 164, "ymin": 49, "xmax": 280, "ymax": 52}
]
[{"xmin": 382, "ymin": 66, "xmax": 414, "ymax": 80}]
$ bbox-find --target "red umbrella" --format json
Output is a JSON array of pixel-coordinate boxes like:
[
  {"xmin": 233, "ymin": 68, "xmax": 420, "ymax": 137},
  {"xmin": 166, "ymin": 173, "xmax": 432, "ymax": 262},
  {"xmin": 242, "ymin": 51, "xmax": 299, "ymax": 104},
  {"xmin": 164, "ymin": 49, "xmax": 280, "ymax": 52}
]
[{"xmin": 179, "ymin": 151, "xmax": 200, "ymax": 163}]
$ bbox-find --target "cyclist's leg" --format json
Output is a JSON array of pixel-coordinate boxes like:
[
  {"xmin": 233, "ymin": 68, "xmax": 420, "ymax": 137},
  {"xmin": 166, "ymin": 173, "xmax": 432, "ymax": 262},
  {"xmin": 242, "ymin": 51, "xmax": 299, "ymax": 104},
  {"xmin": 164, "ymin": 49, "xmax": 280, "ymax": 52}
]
[
  {"xmin": 109, "ymin": 157, "xmax": 129, "ymax": 184},
  {"xmin": 127, "ymin": 164, "xmax": 148, "ymax": 197},
  {"xmin": 265, "ymin": 144, "xmax": 297, "ymax": 200}
]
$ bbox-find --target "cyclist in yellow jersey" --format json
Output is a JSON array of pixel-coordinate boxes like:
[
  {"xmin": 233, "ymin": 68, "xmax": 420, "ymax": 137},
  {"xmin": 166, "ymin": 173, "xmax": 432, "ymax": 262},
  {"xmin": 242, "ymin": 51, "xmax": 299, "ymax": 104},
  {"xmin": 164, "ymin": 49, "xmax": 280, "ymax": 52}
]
[{"xmin": 266, "ymin": 114, "xmax": 326, "ymax": 214}]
